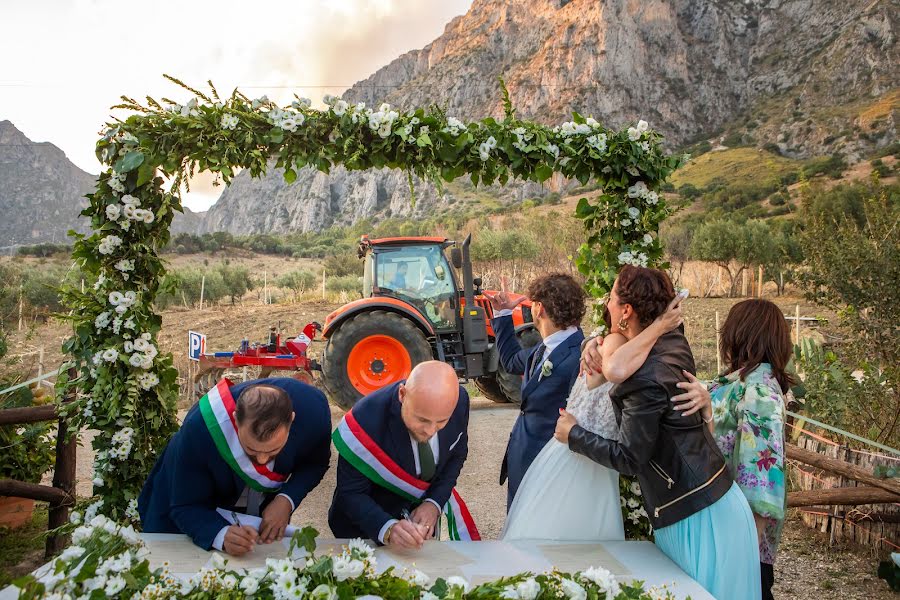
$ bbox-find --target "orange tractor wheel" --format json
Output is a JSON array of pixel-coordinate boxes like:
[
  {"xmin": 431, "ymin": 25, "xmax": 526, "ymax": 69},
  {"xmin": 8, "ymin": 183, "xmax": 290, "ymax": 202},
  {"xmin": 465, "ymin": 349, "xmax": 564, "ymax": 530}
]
[{"xmin": 322, "ymin": 310, "xmax": 431, "ymax": 410}]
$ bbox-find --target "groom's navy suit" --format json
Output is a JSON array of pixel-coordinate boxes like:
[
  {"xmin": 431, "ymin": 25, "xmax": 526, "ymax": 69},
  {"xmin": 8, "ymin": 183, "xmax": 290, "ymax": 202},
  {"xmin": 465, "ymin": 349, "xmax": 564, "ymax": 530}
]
[
  {"xmin": 328, "ymin": 381, "xmax": 470, "ymax": 542},
  {"xmin": 493, "ymin": 315, "xmax": 583, "ymax": 508}
]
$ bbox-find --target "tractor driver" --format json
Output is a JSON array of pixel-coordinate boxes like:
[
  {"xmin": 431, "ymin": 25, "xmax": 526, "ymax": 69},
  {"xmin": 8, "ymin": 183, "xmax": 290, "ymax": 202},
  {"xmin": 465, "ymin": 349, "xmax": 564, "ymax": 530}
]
[{"xmin": 389, "ymin": 262, "xmax": 409, "ymax": 290}]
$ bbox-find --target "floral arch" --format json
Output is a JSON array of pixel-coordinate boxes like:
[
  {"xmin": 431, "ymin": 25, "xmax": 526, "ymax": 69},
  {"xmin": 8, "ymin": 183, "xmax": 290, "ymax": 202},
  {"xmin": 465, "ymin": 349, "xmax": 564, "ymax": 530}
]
[{"xmin": 60, "ymin": 77, "xmax": 682, "ymax": 521}]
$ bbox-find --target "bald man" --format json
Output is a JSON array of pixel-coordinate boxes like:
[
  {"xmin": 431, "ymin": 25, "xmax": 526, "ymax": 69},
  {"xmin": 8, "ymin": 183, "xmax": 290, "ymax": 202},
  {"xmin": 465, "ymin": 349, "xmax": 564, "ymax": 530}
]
[{"xmin": 328, "ymin": 361, "xmax": 476, "ymax": 548}]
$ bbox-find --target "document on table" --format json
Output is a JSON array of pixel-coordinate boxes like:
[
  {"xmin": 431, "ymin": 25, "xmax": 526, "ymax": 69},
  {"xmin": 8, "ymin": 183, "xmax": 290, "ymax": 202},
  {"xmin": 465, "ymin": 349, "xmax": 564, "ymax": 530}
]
[{"xmin": 215, "ymin": 508, "xmax": 299, "ymax": 538}]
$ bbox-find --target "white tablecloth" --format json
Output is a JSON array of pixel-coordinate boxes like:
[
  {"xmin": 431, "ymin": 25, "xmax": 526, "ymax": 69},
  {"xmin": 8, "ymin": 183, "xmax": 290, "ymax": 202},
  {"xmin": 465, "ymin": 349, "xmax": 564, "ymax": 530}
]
[{"xmin": 1, "ymin": 535, "xmax": 713, "ymax": 600}]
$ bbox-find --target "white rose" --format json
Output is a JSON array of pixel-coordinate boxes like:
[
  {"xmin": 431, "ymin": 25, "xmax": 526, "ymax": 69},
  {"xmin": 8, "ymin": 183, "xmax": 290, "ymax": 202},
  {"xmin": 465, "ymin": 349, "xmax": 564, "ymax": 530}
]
[
  {"xmin": 581, "ymin": 566, "xmax": 621, "ymax": 597},
  {"xmin": 105, "ymin": 575, "xmax": 126, "ymax": 595},
  {"xmin": 69, "ymin": 511, "xmax": 82, "ymax": 525},
  {"xmin": 516, "ymin": 578, "xmax": 541, "ymax": 600},
  {"xmin": 240, "ymin": 577, "xmax": 259, "ymax": 594},
  {"xmin": 105, "ymin": 204, "xmax": 121, "ymax": 220},
  {"xmin": 121, "ymin": 194, "xmax": 139, "ymax": 207},
  {"xmin": 643, "ymin": 234, "xmax": 654, "ymax": 246},
  {"xmin": 311, "ymin": 584, "xmax": 338, "ymax": 600},
  {"xmin": 209, "ymin": 552, "xmax": 227, "ymax": 570},
  {"xmin": 221, "ymin": 574, "xmax": 238, "ymax": 589},
  {"xmin": 59, "ymin": 545, "xmax": 86, "ymax": 562},
  {"xmin": 101, "ymin": 348, "xmax": 118, "ymax": 363},
  {"xmin": 627, "ymin": 127, "xmax": 641, "ymax": 141},
  {"xmin": 334, "ymin": 100, "xmax": 349, "ymax": 116},
  {"xmin": 637, "ymin": 119, "xmax": 649, "ymax": 132},
  {"xmin": 628, "ymin": 206, "xmax": 640, "ymax": 219},
  {"xmin": 559, "ymin": 578, "xmax": 587, "ymax": 600}
]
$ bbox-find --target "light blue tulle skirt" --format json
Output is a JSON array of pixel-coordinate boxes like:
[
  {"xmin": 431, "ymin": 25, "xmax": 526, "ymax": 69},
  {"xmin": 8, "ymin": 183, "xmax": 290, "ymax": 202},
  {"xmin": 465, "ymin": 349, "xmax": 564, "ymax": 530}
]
[{"xmin": 654, "ymin": 483, "xmax": 761, "ymax": 600}]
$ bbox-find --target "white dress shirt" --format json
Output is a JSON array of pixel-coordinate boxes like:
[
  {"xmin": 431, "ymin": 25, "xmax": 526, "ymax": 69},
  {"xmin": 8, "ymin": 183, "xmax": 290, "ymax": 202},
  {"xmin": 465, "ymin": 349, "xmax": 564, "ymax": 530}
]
[{"xmin": 377, "ymin": 432, "xmax": 441, "ymax": 544}]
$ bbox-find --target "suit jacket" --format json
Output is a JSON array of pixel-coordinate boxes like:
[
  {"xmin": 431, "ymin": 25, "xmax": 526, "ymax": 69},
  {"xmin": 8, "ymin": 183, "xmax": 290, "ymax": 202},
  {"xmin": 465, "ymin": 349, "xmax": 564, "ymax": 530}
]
[
  {"xmin": 328, "ymin": 381, "xmax": 470, "ymax": 541},
  {"xmin": 138, "ymin": 378, "xmax": 332, "ymax": 550},
  {"xmin": 491, "ymin": 315, "xmax": 583, "ymax": 507}
]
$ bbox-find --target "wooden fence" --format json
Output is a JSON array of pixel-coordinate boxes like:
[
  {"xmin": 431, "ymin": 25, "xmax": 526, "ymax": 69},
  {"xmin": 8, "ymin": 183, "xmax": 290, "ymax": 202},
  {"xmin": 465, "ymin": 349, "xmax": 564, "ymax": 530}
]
[
  {"xmin": 0, "ymin": 368, "xmax": 77, "ymax": 558},
  {"xmin": 788, "ymin": 435, "xmax": 900, "ymax": 552}
]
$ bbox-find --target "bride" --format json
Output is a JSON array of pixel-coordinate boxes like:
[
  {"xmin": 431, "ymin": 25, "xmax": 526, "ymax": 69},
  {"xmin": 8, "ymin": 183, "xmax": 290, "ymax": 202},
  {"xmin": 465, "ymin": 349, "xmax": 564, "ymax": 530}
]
[{"xmin": 501, "ymin": 297, "xmax": 710, "ymax": 541}]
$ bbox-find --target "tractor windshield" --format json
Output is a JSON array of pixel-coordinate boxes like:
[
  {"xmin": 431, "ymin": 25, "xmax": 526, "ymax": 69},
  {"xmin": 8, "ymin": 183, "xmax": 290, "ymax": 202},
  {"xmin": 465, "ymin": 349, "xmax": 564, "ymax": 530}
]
[{"xmin": 374, "ymin": 244, "xmax": 457, "ymax": 328}]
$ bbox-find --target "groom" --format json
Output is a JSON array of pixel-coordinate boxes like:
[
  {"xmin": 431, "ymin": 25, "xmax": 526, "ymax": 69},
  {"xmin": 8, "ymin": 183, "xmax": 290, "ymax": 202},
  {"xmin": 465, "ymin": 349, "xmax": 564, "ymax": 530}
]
[{"xmin": 486, "ymin": 273, "xmax": 586, "ymax": 508}]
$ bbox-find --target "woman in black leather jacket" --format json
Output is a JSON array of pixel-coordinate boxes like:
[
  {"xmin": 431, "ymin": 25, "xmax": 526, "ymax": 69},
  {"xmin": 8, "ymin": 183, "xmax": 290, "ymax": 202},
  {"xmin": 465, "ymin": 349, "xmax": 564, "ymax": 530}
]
[{"xmin": 555, "ymin": 266, "xmax": 761, "ymax": 600}]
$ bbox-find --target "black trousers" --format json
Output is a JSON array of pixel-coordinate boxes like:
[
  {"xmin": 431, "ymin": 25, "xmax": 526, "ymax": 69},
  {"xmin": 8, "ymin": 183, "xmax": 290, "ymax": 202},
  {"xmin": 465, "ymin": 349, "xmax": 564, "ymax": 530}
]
[{"xmin": 761, "ymin": 562, "xmax": 775, "ymax": 600}]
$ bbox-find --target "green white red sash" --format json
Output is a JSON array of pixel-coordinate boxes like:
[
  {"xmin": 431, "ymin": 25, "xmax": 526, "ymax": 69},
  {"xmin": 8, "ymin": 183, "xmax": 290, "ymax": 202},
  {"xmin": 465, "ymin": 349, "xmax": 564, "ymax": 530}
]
[
  {"xmin": 198, "ymin": 378, "xmax": 287, "ymax": 492},
  {"xmin": 332, "ymin": 410, "xmax": 480, "ymax": 541}
]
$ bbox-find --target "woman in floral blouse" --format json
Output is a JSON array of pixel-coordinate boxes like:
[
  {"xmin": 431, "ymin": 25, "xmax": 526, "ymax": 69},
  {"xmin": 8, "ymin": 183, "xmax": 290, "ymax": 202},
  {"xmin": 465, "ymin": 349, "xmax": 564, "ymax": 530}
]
[{"xmin": 706, "ymin": 299, "xmax": 792, "ymax": 600}]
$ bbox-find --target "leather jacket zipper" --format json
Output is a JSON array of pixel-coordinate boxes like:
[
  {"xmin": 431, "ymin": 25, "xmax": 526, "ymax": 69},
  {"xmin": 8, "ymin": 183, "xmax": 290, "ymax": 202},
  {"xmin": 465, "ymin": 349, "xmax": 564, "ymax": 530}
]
[
  {"xmin": 654, "ymin": 464, "xmax": 727, "ymax": 518},
  {"xmin": 649, "ymin": 460, "xmax": 674, "ymax": 489}
]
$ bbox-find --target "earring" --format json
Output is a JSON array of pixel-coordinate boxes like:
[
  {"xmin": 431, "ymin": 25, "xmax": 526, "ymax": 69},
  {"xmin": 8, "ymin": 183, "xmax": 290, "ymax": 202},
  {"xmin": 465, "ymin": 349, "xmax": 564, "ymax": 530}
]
[{"xmin": 617, "ymin": 317, "xmax": 628, "ymax": 332}]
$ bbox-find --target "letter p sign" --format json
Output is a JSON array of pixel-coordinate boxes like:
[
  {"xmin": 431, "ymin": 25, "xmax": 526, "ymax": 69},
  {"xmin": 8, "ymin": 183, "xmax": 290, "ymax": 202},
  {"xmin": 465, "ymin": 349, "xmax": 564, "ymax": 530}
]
[{"xmin": 188, "ymin": 331, "xmax": 206, "ymax": 361}]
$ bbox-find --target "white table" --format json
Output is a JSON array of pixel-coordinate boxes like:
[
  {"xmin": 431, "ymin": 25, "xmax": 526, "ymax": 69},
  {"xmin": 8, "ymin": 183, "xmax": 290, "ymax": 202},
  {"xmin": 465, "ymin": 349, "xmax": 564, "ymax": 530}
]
[{"xmin": 2, "ymin": 535, "xmax": 713, "ymax": 599}]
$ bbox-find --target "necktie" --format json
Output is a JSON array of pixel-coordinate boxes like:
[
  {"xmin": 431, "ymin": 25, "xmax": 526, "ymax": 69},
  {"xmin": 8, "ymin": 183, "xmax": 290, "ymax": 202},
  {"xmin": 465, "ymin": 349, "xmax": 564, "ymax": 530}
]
[
  {"xmin": 530, "ymin": 343, "xmax": 546, "ymax": 380},
  {"xmin": 418, "ymin": 440, "xmax": 435, "ymax": 482}
]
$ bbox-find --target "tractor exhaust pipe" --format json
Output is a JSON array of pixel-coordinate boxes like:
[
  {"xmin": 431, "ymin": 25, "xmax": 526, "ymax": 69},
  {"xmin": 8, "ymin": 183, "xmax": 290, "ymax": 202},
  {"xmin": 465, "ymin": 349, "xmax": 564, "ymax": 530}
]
[{"xmin": 461, "ymin": 234, "xmax": 476, "ymax": 308}]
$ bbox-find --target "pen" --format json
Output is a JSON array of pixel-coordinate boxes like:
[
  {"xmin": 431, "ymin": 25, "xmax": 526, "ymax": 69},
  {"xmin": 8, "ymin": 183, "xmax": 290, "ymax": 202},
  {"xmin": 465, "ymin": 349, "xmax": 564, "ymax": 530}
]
[
  {"xmin": 231, "ymin": 510, "xmax": 243, "ymax": 527},
  {"xmin": 400, "ymin": 508, "xmax": 412, "ymax": 521}
]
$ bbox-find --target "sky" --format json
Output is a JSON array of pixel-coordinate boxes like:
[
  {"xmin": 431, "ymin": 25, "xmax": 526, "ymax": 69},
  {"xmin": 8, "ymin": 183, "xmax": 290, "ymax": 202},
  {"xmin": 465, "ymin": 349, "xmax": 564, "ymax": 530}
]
[{"xmin": 1, "ymin": 0, "xmax": 473, "ymax": 211}]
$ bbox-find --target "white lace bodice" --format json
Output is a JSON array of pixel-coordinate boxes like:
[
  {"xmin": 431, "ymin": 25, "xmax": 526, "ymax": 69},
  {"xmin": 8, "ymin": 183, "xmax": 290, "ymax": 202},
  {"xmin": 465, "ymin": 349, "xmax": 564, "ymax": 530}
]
[{"xmin": 565, "ymin": 375, "xmax": 619, "ymax": 439}]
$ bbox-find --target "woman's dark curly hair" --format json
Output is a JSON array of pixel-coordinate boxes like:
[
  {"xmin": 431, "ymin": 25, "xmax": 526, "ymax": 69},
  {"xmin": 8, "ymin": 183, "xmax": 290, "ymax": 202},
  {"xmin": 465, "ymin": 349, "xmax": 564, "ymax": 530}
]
[
  {"xmin": 527, "ymin": 273, "xmax": 586, "ymax": 328},
  {"xmin": 614, "ymin": 265, "xmax": 675, "ymax": 328}
]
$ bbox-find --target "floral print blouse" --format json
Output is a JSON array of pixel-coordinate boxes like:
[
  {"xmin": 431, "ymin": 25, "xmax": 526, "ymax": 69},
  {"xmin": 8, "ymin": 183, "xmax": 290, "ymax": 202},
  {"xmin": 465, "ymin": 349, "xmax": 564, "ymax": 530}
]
[{"xmin": 710, "ymin": 363, "xmax": 787, "ymax": 564}]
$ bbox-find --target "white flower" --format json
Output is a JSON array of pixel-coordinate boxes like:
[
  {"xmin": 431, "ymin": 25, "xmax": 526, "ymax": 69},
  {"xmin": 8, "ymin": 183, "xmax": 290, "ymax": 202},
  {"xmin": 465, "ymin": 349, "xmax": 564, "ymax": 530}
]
[
  {"xmin": 332, "ymin": 556, "xmax": 365, "ymax": 581},
  {"xmin": 642, "ymin": 234, "xmax": 654, "ymax": 246},
  {"xmin": 627, "ymin": 498, "xmax": 640, "ymax": 509},
  {"xmin": 586, "ymin": 117, "xmax": 599, "ymax": 128},
  {"xmin": 241, "ymin": 577, "xmax": 260, "ymax": 595},
  {"xmin": 626, "ymin": 166, "xmax": 640, "ymax": 177},
  {"xmin": 59, "ymin": 545, "xmax": 86, "ymax": 562},
  {"xmin": 485, "ymin": 136, "xmax": 497, "ymax": 149},
  {"xmin": 94, "ymin": 312, "xmax": 110, "ymax": 329},
  {"xmin": 311, "ymin": 584, "xmax": 338, "ymax": 600},
  {"xmin": 627, "ymin": 127, "xmax": 641, "ymax": 141},
  {"xmin": 621, "ymin": 219, "xmax": 631, "ymax": 227},
  {"xmin": 355, "ymin": 596, "xmax": 383, "ymax": 600},
  {"xmin": 333, "ymin": 100, "xmax": 349, "ymax": 116},
  {"xmin": 646, "ymin": 191, "xmax": 659, "ymax": 205},
  {"xmin": 293, "ymin": 98, "xmax": 312, "ymax": 109},
  {"xmin": 121, "ymin": 194, "xmax": 139, "ymax": 207},
  {"xmin": 93, "ymin": 476, "xmax": 104, "ymax": 487},
  {"xmin": 105, "ymin": 204, "xmax": 121, "ymax": 220},
  {"xmin": 479, "ymin": 143, "xmax": 492, "ymax": 161},
  {"xmin": 420, "ymin": 593, "xmax": 439, "ymax": 600},
  {"xmin": 221, "ymin": 574, "xmax": 238, "ymax": 590},
  {"xmin": 575, "ymin": 123, "xmax": 591, "ymax": 135},
  {"xmin": 280, "ymin": 117, "xmax": 298, "ymax": 132},
  {"xmin": 84, "ymin": 499, "xmax": 103, "ymax": 522},
  {"xmin": 125, "ymin": 498, "xmax": 139, "ymax": 520},
  {"xmin": 209, "ymin": 552, "xmax": 227, "ymax": 570},
  {"xmin": 69, "ymin": 511, "xmax": 82, "ymax": 525},
  {"xmin": 407, "ymin": 569, "xmax": 431, "ymax": 587},
  {"xmin": 105, "ymin": 575, "xmax": 126, "ymax": 595},
  {"xmin": 347, "ymin": 538, "xmax": 374, "ymax": 559},
  {"xmin": 641, "ymin": 141, "xmax": 651, "ymax": 152},
  {"xmin": 559, "ymin": 578, "xmax": 587, "ymax": 600},
  {"xmin": 378, "ymin": 123, "xmax": 392, "ymax": 138},
  {"xmin": 138, "ymin": 372, "xmax": 160, "ymax": 390},
  {"xmin": 445, "ymin": 576, "xmax": 469, "ymax": 592},
  {"xmin": 141, "ymin": 209, "xmax": 155, "ymax": 224},
  {"xmin": 505, "ymin": 578, "xmax": 540, "ymax": 600},
  {"xmin": 631, "ymin": 481, "xmax": 642, "ymax": 495},
  {"xmin": 101, "ymin": 348, "xmax": 118, "ymax": 363},
  {"xmin": 221, "ymin": 114, "xmax": 239, "ymax": 130},
  {"xmin": 544, "ymin": 143, "xmax": 560, "ymax": 159},
  {"xmin": 72, "ymin": 526, "xmax": 92, "ymax": 544},
  {"xmin": 628, "ymin": 206, "xmax": 640, "ymax": 219},
  {"xmin": 581, "ymin": 566, "xmax": 621, "ymax": 597},
  {"xmin": 586, "ymin": 134, "xmax": 607, "ymax": 153},
  {"xmin": 540, "ymin": 360, "xmax": 553, "ymax": 380},
  {"xmin": 627, "ymin": 181, "xmax": 649, "ymax": 198},
  {"xmin": 637, "ymin": 119, "xmax": 649, "ymax": 132},
  {"xmin": 115, "ymin": 259, "xmax": 134, "ymax": 273}
]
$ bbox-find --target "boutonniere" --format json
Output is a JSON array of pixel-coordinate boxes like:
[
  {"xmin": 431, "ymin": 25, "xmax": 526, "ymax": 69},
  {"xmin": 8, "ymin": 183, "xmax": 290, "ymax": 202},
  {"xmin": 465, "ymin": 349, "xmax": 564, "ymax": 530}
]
[{"xmin": 539, "ymin": 360, "xmax": 554, "ymax": 381}]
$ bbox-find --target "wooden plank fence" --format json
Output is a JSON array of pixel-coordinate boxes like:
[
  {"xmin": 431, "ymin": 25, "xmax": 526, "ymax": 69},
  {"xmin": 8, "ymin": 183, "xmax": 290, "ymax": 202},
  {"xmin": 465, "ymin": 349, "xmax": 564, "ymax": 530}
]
[
  {"xmin": 789, "ymin": 435, "xmax": 900, "ymax": 551},
  {"xmin": 0, "ymin": 368, "xmax": 77, "ymax": 558}
]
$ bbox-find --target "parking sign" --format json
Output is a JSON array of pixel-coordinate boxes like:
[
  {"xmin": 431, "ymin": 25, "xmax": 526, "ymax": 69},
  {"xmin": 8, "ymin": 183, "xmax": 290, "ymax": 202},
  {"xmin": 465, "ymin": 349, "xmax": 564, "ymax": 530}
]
[{"xmin": 188, "ymin": 331, "xmax": 206, "ymax": 361}]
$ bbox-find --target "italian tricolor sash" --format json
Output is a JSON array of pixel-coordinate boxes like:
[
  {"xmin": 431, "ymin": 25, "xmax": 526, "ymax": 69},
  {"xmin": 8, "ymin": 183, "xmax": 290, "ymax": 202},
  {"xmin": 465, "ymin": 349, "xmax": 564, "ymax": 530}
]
[
  {"xmin": 198, "ymin": 378, "xmax": 288, "ymax": 492},
  {"xmin": 333, "ymin": 410, "xmax": 480, "ymax": 541}
]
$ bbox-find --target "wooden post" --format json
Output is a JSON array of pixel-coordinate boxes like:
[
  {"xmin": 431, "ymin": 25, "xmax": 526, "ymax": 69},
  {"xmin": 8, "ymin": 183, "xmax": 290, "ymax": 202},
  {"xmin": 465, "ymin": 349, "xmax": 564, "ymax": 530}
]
[
  {"xmin": 263, "ymin": 271, "xmax": 268, "ymax": 305},
  {"xmin": 45, "ymin": 367, "xmax": 77, "ymax": 558},
  {"xmin": 18, "ymin": 285, "xmax": 23, "ymax": 332},
  {"xmin": 199, "ymin": 275, "xmax": 206, "ymax": 311},
  {"xmin": 786, "ymin": 443, "xmax": 900, "ymax": 496},
  {"xmin": 322, "ymin": 268, "xmax": 326, "ymax": 300},
  {"xmin": 715, "ymin": 311, "xmax": 721, "ymax": 375},
  {"xmin": 37, "ymin": 346, "xmax": 44, "ymax": 382},
  {"xmin": 795, "ymin": 304, "xmax": 801, "ymax": 344},
  {"xmin": 757, "ymin": 266, "xmax": 763, "ymax": 298}
]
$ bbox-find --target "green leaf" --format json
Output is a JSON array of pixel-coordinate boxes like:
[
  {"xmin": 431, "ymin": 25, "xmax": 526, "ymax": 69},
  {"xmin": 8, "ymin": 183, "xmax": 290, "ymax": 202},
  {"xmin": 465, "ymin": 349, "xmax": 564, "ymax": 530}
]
[
  {"xmin": 268, "ymin": 127, "xmax": 284, "ymax": 144},
  {"xmin": 115, "ymin": 150, "xmax": 145, "ymax": 173},
  {"xmin": 534, "ymin": 164, "xmax": 553, "ymax": 183},
  {"xmin": 284, "ymin": 168, "xmax": 297, "ymax": 184},
  {"xmin": 136, "ymin": 161, "xmax": 156, "ymax": 187}
]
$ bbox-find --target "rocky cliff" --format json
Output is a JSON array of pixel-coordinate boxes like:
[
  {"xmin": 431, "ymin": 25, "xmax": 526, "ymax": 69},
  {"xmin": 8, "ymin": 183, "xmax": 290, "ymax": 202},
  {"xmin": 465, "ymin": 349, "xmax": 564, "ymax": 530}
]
[
  {"xmin": 0, "ymin": 121, "xmax": 96, "ymax": 247},
  {"xmin": 191, "ymin": 0, "xmax": 897, "ymax": 235}
]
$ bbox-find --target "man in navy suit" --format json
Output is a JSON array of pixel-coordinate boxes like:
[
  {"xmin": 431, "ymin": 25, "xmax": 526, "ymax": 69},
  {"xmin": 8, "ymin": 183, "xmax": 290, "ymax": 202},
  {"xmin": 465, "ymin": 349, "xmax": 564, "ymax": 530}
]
[
  {"xmin": 329, "ymin": 362, "xmax": 470, "ymax": 549},
  {"xmin": 486, "ymin": 273, "xmax": 586, "ymax": 508},
  {"xmin": 138, "ymin": 378, "xmax": 331, "ymax": 555}
]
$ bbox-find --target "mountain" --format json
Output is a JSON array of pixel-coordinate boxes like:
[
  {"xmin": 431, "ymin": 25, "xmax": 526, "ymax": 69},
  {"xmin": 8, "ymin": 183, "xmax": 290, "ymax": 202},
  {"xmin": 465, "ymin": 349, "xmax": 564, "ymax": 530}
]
[
  {"xmin": 0, "ymin": 121, "xmax": 96, "ymax": 247},
  {"xmin": 190, "ymin": 0, "xmax": 897, "ymax": 236}
]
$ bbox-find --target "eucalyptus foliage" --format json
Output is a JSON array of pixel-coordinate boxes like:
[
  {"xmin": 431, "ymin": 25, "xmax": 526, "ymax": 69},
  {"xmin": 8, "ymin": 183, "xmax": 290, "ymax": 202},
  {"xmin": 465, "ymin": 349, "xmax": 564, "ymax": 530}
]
[{"xmin": 59, "ymin": 77, "xmax": 681, "ymax": 520}]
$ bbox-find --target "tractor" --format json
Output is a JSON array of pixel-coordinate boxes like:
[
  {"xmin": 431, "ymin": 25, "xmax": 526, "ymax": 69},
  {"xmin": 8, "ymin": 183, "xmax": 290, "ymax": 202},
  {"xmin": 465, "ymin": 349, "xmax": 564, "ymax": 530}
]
[{"xmin": 320, "ymin": 234, "xmax": 541, "ymax": 410}]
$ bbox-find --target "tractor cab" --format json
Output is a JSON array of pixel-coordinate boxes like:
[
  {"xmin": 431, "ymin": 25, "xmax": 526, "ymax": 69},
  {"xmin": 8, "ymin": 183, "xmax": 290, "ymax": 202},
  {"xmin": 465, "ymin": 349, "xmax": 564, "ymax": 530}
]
[{"xmin": 361, "ymin": 238, "xmax": 460, "ymax": 330}]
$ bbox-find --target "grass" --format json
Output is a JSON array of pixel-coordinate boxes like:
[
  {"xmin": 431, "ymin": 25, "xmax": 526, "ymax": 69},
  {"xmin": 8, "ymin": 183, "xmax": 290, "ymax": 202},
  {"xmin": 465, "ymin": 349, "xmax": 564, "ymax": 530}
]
[
  {"xmin": 669, "ymin": 147, "xmax": 801, "ymax": 190},
  {"xmin": 0, "ymin": 503, "xmax": 49, "ymax": 588}
]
